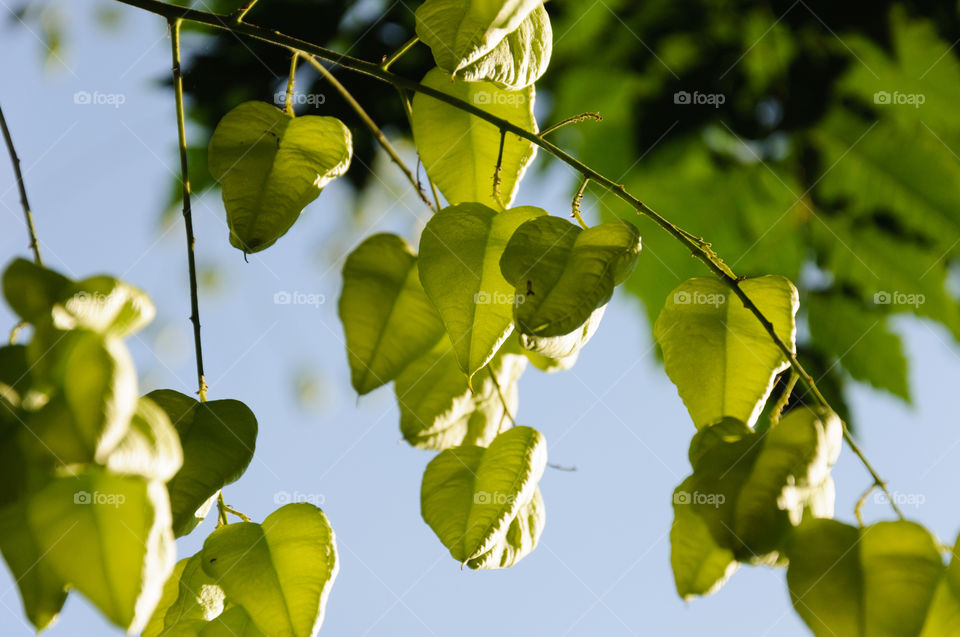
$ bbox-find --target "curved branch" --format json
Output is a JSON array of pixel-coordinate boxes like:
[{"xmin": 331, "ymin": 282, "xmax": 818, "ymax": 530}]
[{"xmin": 0, "ymin": 104, "xmax": 43, "ymax": 265}]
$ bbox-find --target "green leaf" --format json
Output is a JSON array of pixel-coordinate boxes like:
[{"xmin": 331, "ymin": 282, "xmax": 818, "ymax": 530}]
[
  {"xmin": 143, "ymin": 553, "xmax": 226, "ymax": 637},
  {"xmin": 201, "ymin": 503, "xmax": 339, "ymax": 637},
  {"xmin": 807, "ymin": 292, "xmax": 910, "ymax": 401},
  {"xmin": 500, "ymin": 217, "xmax": 641, "ymax": 358},
  {"xmin": 412, "ymin": 69, "xmax": 537, "ymax": 208},
  {"xmin": 420, "ymin": 425, "xmax": 547, "ymax": 569},
  {"xmin": 678, "ymin": 407, "xmax": 840, "ymax": 563},
  {"xmin": 670, "ymin": 477, "xmax": 737, "ymax": 600},
  {"xmin": 338, "ymin": 233, "xmax": 445, "ymax": 395},
  {"xmin": 415, "ymin": 0, "xmax": 542, "ymax": 74},
  {"xmin": 0, "ymin": 500, "xmax": 68, "ymax": 631},
  {"xmin": 146, "ymin": 390, "xmax": 258, "ymax": 537},
  {"xmin": 208, "ymin": 101, "xmax": 352, "ymax": 253},
  {"xmin": 654, "ymin": 276, "xmax": 799, "ymax": 429},
  {"xmin": 2, "ymin": 259, "xmax": 155, "ymax": 336},
  {"xmin": 28, "ymin": 327, "xmax": 139, "ymax": 463},
  {"xmin": 456, "ymin": 4, "xmax": 552, "ymax": 90},
  {"xmin": 395, "ymin": 335, "xmax": 527, "ymax": 449},
  {"xmin": 105, "ymin": 396, "xmax": 183, "ymax": 481},
  {"xmin": 786, "ymin": 519, "xmax": 944, "ymax": 637},
  {"xmin": 200, "ymin": 606, "xmax": 266, "ymax": 637},
  {"xmin": 418, "ymin": 203, "xmax": 546, "ymax": 379},
  {"xmin": 25, "ymin": 469, "xmax": 176, "ymax": 633},
  {"xmin": 920, "ymin": 532, "xmax": 960, "ymax": 636}
]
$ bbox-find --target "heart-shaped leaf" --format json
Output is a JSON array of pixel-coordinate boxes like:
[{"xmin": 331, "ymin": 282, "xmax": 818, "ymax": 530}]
[
  {"xmin": 419, "ymin": 203, "xmax": 546, "ymax": 380},
  {"xmin": 412, "ymin": 69, "xmax": 537, "ymax": 208},
  {"xmin": 201, "ymin": 503, "xmax": 339, "ymax": 637},
  {"xmin": 395, "ymin": 335, "xmax": 527, "ymax": 449},
  {"xmin": 146, "ymin": 389, "xmax": 258, "ymax": 537},
  {"xmin": 25, "ymin": 469, "xmax": 176, "ymax": 633},
  {"xmin": 415, "ymin": 0, "xmax": 542, "ymax": 74},
  {"xmin": 654, "ymin": 275, "xmax": 799, "ymax": 429},
  {"xmin": 421, "ymin": 425, "xmax": 547, "ymax": 569},
  {"xmin": 455, "ymin": 4, "xmax": 552, "ymax": 89},
  {"xmin": 500, "ymin": 216, "xmax": 641, "ymax": 358},
  {"xmin": 208, "ymin": 101, "xmax": 352, "ymax": 253},
  {"xmin": 786, "ymin": 519, "xmax": 944, "ymax": 637},
  {"xmin": 338, "ymin": 233, "xmax": 445, "ymax": 395}
]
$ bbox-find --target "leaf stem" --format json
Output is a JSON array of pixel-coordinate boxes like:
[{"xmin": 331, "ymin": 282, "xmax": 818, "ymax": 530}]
[
  {"xmin": 397, "ymin": 88, "xmax": 441, "ymax": 208},
  {"xmin": 539, "ymin": 111, "xmax": 602, "ymax": 138},
  {"xmin": 169, "ymin": 18, "xmax": 208, "ymax": 401},
  {"xmin": 381, "ymin": 36, "xmax": 419, "ymax": 71},
  {"xmin": 487, "ymin": 364, "xmax": 516, "ymax": 434},
  {"xmin": 116, "ymin": 0, "xmax": 902, "ymax": 518},
  {"xmin": 284, "ymin": 51, "xmax": 299, "ymax": 116},
  {"xmin": 302, "ymin": 54, "xmax": 434, "ymax": 211},
  {"xmin": 492, "ymin": 130, "xmax": 506, "ymax": 207},
  {"xmin": 571, "ymin": 177, "xmax": 589, "ymax": 229},
  {"xmin": 0, "ymin": 103, "xmax": 43, "ymax": 265},
  {"xmin": 769, "ymin": 369, "xmax": 798, "ymax": 425},
  {"xmin": 233, "ymin": 0, "xmax": 259, "ymax": 23},
  {"xmin": 216, "ymin": 492, "xmax": 229, "ymax": 527}
]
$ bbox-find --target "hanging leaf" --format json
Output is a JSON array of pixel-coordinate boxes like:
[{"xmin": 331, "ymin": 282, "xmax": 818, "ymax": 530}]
[
  {"xmin": 500, "ymin": 216, "xmax": 641, "ymax": 358},
  {"xmin": 338, "ymin": 233, "xmax": 445, "ymax": 395},
  {"xmin": 920, "ymin": 532, "xmax": 960, "ymax": 635},
  {"xmin": 421, "ymin": 425, "xmax": 547, "ymax": 569},
  {"xmin": 415, "ymin": 0, "xmax": 542, "ymax": 75},
  {"xmin": 2, "ymin": 258, "xmax": 155, "ymax": 336},
  {"xmin": 201, "ymin": 503, "xmax": 339, "ymax": 637},
  {"xmin": 395, "ymin": 335, "xmax": 527, "ymax": 449},
  {"xmin": 24, "ymin": 469, "xmax": 176, "ymax": 633},
  {"xmin": 27, "ymin": 327, "xmax": 139, "ymax": 463},
  {"xmin": 208, "ymin": 101, "xmax": 353, "ymax": 253},
  {"xmin": 673, "ymin": 407, "xmax": 840, "ymax": 567},
  {"xmin": 418, "ymin": 203, "xmax": 546, "ymax": 380},
  {"xmin": 670, "ymin": 477, "xmax": 737, "ymax": 600},
  {"xmin": 105, "ymin": 396, "xmax": 183, "ymax": 481},
  {"xmin": 0, "ymin": 500, "xmax": 68, "ymax": 631},
  {"xmin": 786, "ymin": 519, "xmax": 944, "ymax": 637},
  {"xmin": 654, "ymin": 276, "xmax": 799, "ymax": 429},
  {"xmin": 412, "ymin": 69, "xmax": 537, "ymax": 208},
  {"xmin": 456, "ymin": 4, "xmax": 552, "ymax": 90},
  {"xmin": 147, "ymin": 390, "xmax": 258, "ymax": 537}
]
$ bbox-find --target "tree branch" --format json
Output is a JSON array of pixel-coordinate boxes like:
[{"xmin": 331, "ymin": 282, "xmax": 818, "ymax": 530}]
[{"xmin": 0, "ymin": 104, "xmax": 43, "ymax": 265}]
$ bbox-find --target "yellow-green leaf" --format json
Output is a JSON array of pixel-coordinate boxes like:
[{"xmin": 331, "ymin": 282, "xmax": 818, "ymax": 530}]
[
  {"xmin": 456, "ymin": 4, "xmax": 552, "ymax": 90},
  {"xmin": 208, "ymin": 101, "xmax": 352, "ymax": 253}
]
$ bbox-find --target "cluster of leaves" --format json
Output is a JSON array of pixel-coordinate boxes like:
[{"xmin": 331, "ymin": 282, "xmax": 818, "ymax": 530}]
[{"xmin": 0, "ymin": 260, "xmax": 338, "ymax": 635}]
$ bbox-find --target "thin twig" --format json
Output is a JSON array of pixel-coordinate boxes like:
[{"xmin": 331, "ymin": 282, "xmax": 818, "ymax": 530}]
[
  {"xmin": 233, "ymin": 0, "xmax": 259, "ymax": 22},
  {"xmin": 769, "ymin": 369, "xmax": 798, "ymax": 424},
  {"xmin": 571, "ymin": 176, "xmax": 589, "ymax": 229},
  {"xmin": 284, "ymin": 51, "xmax": 299, "ymax": 116},
  {"xmin": 381, "ymin": 36, "xmax": 419, "ymax": 71},
  {"xmin": 169, "ymin": 18, "xmax": 208, "ymax": 401},
  {"xmin": 854, "ymin": 483, "xmax": 876, "ymax": 527},
  {"xmin": 548, "ymin": 463, "xmax": 577, "ymax": 472},
  {"xmin": 303, "ymin": 54, "xmax": 434, "ymax": 211},
  {"xmin": 0, "ymin": 104, "xmax": 42, "ymax": 265},
  {"xmin": 115, "ymin": 0, "xmax": 903, "ymax": 519},
  {"xmin": 539, "ymin": 111, "xmax": 602, "ymax": 138}
]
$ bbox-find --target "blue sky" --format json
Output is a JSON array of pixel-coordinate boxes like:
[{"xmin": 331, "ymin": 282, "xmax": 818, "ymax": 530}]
[{"xmin": 2, "ymin": 2, "xmax": 960, "ymax": 636}]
